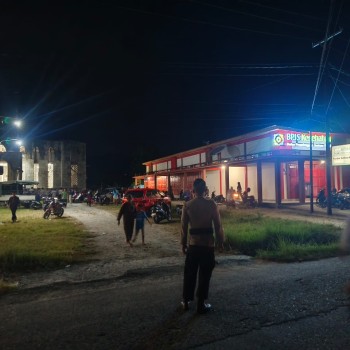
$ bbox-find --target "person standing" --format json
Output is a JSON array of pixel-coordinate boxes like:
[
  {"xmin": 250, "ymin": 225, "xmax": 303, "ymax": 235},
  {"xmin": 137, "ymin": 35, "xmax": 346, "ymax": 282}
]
[
  {"xmin": 112, "ymin": 188, "xmax": 120, "ymax": 205},
  {"xmin": 61, "ymin": 188, "xmax": 68, "ymax": 206},
  {"xmin": 181, "ymin": 178, "xmax": 224, "ymax": 314},
  {"xmin": 8, "ymin": 192, "xmax": 20, "ymax": 223},
  {"xmin": 117, "ymin": 194, "xmax": 136, "ymax": 247},
  {"xmin": 237, "ymin": 182, "xmax": 242, "ymax": 195},
  {"xmin": 132, "ymin": 203, "xmax": 152, "ymax": 245}
]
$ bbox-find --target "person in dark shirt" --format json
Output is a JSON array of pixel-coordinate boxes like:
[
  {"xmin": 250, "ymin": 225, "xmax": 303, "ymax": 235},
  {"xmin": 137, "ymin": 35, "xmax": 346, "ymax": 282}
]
[
  {"xmin": 8, "ymin": 192, "xmax": 20, "ymax": 223},
  {"xmin": 117, "ymin": 194, "xmax": 136, "ymax": 247}
]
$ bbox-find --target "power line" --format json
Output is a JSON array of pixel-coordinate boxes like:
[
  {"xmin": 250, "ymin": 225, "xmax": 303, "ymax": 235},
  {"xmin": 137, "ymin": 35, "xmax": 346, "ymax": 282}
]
[
  {"xmin": 239, "ymin": 0, "xmax": 327, "ymax": 22},
  {"xmin": 162, "ymin": 72, "xmax": 315, "ymax": 77},
  {"xmin": 326, "ymin": 36, "xmax": 350, "ymax": 115},
  {"xmin": 190, "ymin": 0, "xmax": 322, "ymax": 33},
  {"xmin": 165, "ymin": 63, "xmax": 318, "ymax": 69},
  {"xmin": 310, "ymin": 0, "xmax": 336, "ymax": 115},
  {"xmin": 114, "ymin": 5, "xmax": 312, "ymax": 41}
]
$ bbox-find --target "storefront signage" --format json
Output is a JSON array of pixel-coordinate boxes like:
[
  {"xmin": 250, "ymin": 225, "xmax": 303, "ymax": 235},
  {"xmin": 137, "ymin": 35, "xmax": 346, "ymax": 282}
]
[
  {"xmin": 332, "ymin": 144, "xmax": 350, "ymax": 166},
  {"xmin": 273, "ymin": 131, "xmax": 327, "ymax": 150}
]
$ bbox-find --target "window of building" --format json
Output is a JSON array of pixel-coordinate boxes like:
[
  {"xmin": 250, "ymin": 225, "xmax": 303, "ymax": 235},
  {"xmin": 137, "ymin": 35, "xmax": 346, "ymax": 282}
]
[
  {"xmin": 71, "ymin": 164, "xmax": 78, "ymax": 187},
  {"xmin": 0, "ymin": 161, "xmax": 8, "ymax": 181},
  {"xmin": 48, "ymin": 163, "xmax": 54, "ymax": 188}
]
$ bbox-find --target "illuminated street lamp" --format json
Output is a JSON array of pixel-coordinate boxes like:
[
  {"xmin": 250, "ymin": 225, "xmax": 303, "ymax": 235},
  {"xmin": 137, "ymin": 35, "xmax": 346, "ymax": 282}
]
[
  {"xmin": 13, "ymin": 120, "xmax": 22, "ymax": 128},
  {"xmin": 0, "ymin": 116, "xmax": 23, "ymax": 128}
]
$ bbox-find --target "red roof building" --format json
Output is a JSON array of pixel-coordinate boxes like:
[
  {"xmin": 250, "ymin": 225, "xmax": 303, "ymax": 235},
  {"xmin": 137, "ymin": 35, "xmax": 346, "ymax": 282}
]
[{"xmin": 135, "ymin": 125, "xmax": 350, "ymax": 206}]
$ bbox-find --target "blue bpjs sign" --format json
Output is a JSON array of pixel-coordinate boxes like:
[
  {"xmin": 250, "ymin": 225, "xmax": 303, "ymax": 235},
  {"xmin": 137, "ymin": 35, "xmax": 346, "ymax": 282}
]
[{"xmin": 273, "ymin": 131, "xmax": 327, "ymax": 150}]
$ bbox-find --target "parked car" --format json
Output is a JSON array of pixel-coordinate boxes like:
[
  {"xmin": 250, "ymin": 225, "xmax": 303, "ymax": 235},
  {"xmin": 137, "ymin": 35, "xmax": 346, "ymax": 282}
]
[{"xmin": 122, "ymin": 188, "xmax": 171, "ymax": 215}]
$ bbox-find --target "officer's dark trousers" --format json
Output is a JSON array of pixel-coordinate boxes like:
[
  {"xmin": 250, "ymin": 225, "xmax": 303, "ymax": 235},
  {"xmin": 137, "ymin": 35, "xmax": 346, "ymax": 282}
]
[
  {"xmin": 183, "ymin": 245, "xmax": 215, "ymax": 301},
  {"xmin": 10, "ymin": 208, "xmax": 17, "ymax": 222}
]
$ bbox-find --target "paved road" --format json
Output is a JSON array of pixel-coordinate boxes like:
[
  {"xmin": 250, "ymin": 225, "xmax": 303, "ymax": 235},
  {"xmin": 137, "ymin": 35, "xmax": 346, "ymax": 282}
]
[
  {"xmin": 1, "ymin": 254, "xmax": 350, "ymax": 349},
  {"xmin": 1, "ymin": 203, "xmax": 350, "ymax": 349}
]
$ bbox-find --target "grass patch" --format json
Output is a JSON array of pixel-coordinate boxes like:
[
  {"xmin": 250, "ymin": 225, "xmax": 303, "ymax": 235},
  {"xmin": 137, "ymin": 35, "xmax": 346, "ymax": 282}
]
[
  {"xmin": 0, "ymin": 208, "xmax": 91, "ymax": 273},
  {"xmin": 0, "ymin": 205, "xmax": 345, "ymax": 282},
  {"xmin": 221, "ymin": 209, "xmax": 342, "ymax": 261}
]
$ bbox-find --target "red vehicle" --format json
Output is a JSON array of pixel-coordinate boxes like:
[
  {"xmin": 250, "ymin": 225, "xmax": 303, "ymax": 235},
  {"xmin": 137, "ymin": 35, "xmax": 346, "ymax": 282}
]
[{"xmin": 122, "ymin": 188, "xmax": 171, "ymax": 215}]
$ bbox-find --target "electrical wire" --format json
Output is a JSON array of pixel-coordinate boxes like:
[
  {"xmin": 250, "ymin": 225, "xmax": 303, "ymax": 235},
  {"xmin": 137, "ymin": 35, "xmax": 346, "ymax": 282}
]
[
  {"xmin": 327, "ymin": 52, "xmax": 350, "ymax": 111},
  {"xmin": 190, "ymin": 0, "xmax": 322, "ymax": 32},
  {"xmin": 114, "ymin": 5, "xmax": 311, "ymax": 41},
  {"xmin": 310, "ymin": 0, "xmax": 335, "ymax": 115}
]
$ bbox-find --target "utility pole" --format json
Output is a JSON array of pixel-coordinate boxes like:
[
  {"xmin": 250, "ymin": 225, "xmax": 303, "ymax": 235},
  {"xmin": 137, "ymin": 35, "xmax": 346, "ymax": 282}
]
[
  {"xmin": 309, "ymin": 131, "xmax": 313, "ymax": 213},
  {"xmin": 312, "ymin": 28, "xmax": 342, "ymax": 216}
]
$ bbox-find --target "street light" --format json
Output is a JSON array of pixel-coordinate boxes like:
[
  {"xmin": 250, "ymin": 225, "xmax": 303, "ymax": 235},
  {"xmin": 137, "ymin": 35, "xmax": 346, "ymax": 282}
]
[
  {"xmin": 13, "ymin": 120, "xmax": 22, "ymax": 128},
  {"xmin": 0, "ymin": 116, "xmax": 23, "ymax": 128}
]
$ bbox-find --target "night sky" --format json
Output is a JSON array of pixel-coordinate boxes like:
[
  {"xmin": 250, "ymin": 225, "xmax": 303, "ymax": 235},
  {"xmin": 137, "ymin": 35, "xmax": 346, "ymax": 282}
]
[{"xmin": 1, "ymin": 0, "xmax": 350, "ymax": 187}]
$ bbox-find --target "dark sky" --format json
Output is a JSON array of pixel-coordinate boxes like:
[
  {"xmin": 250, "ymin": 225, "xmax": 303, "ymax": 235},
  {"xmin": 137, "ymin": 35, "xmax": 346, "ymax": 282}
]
[{"xmin": 1, "ymin": 0, "xmax": 350, "ymax": 187}]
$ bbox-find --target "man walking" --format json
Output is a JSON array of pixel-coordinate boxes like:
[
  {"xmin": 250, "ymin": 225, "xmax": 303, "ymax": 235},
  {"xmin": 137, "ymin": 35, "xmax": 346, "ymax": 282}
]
[
  {"xmin": 181, "ymin": 178, "xmax": 224, "ymax": 314},
  {"xmin": 8, "ymin": 192, "xmax": 20, "ymax": 223},
  {"xmin": 117, "ymin": 194, "xmax": 136, "ymax": 247}
]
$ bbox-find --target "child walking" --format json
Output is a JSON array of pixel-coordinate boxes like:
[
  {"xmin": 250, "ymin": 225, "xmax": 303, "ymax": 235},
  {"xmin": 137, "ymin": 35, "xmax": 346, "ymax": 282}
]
[{"xmin": 132, "ymin": 203, "xmax": 152, "ymax": 245}]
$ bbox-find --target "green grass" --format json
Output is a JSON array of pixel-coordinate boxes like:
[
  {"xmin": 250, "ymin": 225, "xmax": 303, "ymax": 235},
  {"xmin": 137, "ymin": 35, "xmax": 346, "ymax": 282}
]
[
  {"xmin": 0, "ymin": 208, "xmax": 91, "ymax": 272},
  {"xmin": 220, "ymin": 209, "xmax": 342, "ymax": 261},
  {"xmin": 0, "ymin": 205, "xmax": 344, "ymax": 279}
]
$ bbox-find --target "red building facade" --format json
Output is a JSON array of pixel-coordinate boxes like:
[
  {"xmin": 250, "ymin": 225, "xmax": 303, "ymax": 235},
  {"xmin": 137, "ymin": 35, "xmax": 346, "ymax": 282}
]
[{"xmin": 135, "ymin": 126, "xmax": 350, "ymax": 205}]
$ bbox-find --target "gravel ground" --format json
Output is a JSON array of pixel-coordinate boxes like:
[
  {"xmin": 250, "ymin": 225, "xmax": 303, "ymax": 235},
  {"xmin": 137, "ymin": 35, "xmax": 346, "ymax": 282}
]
[
  {"xmin": 13, "ymin": 202, "xmax": 349, "ymax": 290},
  {"xmin": 16, "ymin": 203, "xmax": 184, "ymax": 289}
]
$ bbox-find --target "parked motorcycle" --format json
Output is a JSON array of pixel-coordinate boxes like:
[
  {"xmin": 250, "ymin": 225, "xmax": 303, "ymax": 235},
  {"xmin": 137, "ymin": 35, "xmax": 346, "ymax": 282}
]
[
  {"xmin": 93, "ymin": 193, "xmax": 111, "ymax": 205},
  {"xmin": 30, "ymin": 200, "xmax": 43, "ymax": 210},
  {"xmin": 211, "ymin": 191, "xmax": 226, "ymax": 204},
  {"xmin": 43, "ymin": 200, "xmax": 64, "ymax": 219},
  {"xmin": 234, "ymin": 188, "xmax": 257, "ymax": 209},
  {"xmin": 235, "ymin": 196, "xmax": 257, "ymax": 209},
  {"xmin": 73, "ymin": 191, "xmax": 86, "ymax": 203},
  {"xmin": 336, "ymin": 189, "xmax": 350, "ymax": 209},
  {"xmin": 42, "ymin": 196, "xmax": 66, "ymax": 211},
  {"xmin": 330, "ymin": 192, "xmax": 350, "ymax": 210},
  {"xmin": 151, "ymin": 201, "xmax": 172, "ymax": 224},
  {"xmin": 316, "ymin": 188, "xmax": 350, "ymax": 210}
]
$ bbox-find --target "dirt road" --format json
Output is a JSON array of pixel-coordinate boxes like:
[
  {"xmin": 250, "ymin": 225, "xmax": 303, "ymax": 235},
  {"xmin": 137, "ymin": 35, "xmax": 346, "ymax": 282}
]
[
  {"xmin": 16, "ymin": 202, "xmax": 348, "ymax": 290},
  {"xmin": 17, "ymin": 203, "xmax": 184, "ymax": 289}
]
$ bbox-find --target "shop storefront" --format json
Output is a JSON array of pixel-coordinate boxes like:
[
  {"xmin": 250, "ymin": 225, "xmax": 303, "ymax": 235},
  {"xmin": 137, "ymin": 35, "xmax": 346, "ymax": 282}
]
[{"xmin": 135, "ymin": 126, "xmax": 350, "ymax": 205}]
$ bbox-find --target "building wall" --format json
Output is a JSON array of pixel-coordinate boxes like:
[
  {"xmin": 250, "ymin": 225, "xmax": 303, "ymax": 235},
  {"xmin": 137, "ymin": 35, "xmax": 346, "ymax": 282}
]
[
  {"xmin": 247, "ymin": 163, "xmax": 258, "ymax": 197},
  {"xmin": 206, "ymin": 169, "xmax": 221, "ymax": 196},
  {"xmin": 229, "ymin": 166, "xmax": 246, "ymax": 191},
  {"xmin": 20, "ymin": 140, "xmax": 86, "ymax": 190},
  {"xmin": 0, "ymin": 152, "xmax": 22, "ymax": 181},
  {"xmin": 246, "ymin": 136, "xmax": 271, "ymax": 154},
  {"xmin": 261, "ymin": 162, "xmax": 276, "ymax": 201},
  {"xmin": 141, "ymin": 127, "xmax": 350, "ymax": 204}
]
